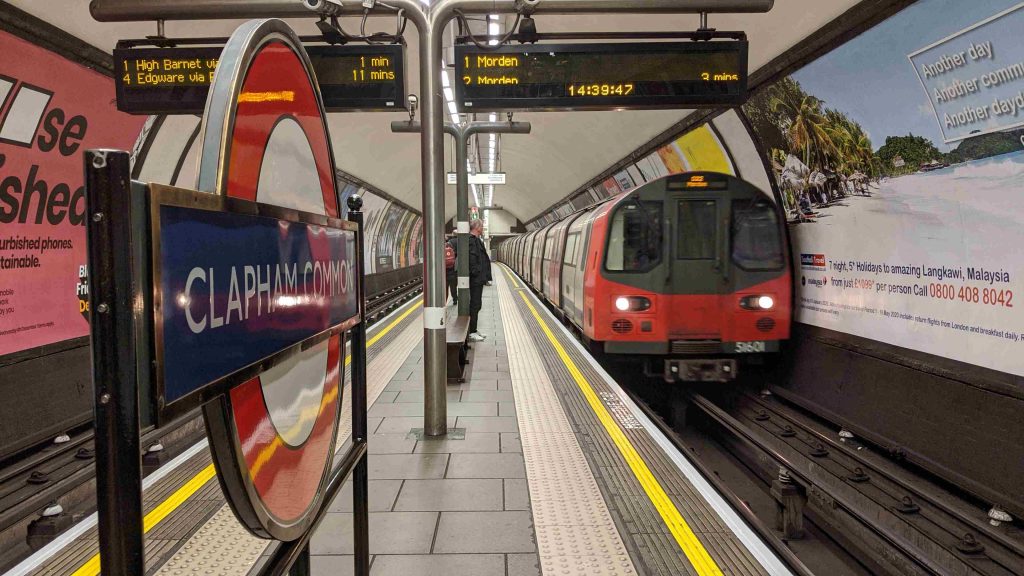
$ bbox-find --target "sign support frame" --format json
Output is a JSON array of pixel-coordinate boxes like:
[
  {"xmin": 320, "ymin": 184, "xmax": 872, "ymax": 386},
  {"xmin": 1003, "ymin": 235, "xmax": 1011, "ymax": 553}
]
[
  {"xmin": 85, "ymin": 149, "xmax": 145, "ymax": 576},
  {"xmin": 84, "ymin": 151, "xmax": 373, "ymax": 575}
]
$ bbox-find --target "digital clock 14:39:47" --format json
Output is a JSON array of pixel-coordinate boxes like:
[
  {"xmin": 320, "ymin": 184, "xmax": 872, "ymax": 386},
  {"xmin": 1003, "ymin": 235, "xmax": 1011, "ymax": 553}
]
[{"xmin": 567, "ymin": 83, "xmax": 635, "ymax": 97}]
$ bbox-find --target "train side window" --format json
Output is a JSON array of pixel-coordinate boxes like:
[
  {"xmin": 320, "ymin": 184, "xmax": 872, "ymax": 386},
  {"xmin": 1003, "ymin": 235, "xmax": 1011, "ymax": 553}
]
[
  {"xmin": 606, "ymin": 201, "xmax": 662, "ymax": 272},
  {"xmin": 676, "ymin": 200, "xmax": 716, "ymax": 259},
  {"xmin": 732, "ymin": 199, "xmax": 784, "ymax": 270}
]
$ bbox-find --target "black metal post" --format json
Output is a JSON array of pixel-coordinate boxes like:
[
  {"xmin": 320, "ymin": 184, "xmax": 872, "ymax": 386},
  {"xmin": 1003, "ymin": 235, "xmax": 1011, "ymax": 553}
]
[
  {"xmin": 85, "ymin": 149, "xmax": 145, "ymax": 575},
  {"xmin": 347, "ymin": 195, "xmax": 370, "ymax": 576}
]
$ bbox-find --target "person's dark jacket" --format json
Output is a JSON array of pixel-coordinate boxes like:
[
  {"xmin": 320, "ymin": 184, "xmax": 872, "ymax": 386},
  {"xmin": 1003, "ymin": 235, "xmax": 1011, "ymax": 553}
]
[{"xmin": 468, "ymin": 235, "xmax": 491, "ymax": 285}]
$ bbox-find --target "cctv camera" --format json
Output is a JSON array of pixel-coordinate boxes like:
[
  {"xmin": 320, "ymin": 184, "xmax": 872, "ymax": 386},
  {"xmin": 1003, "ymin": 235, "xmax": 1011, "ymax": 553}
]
[{"xmin": 303, "ymin": 0, "xmax": 344, "ymax": 15}]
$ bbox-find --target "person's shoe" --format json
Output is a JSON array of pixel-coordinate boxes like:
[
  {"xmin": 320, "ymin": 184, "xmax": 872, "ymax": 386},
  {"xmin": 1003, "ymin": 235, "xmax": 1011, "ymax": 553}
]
[{"xmin": 468, "ymin": 332, "xmax": 486, "ymax": 342}]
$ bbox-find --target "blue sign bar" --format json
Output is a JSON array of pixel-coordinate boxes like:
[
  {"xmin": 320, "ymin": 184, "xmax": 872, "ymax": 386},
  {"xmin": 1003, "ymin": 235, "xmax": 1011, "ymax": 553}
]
[{"xmin": 156, "ymin": 202, "xmax": 358, "ymax": 405}]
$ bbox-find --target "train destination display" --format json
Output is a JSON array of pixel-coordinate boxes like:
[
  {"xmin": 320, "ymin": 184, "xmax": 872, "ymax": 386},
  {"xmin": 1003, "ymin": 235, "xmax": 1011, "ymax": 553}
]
[
  {"xmin": 113, "ymin": 44, "xmax": 405, "ymax": 114},
  {"xmin": 454, "ymin": 41, "xmax": 748, "ymax": 111}
]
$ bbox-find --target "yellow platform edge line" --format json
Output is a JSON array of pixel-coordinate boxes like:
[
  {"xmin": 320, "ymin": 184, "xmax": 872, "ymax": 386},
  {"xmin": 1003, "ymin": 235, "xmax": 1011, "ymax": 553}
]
[
  {"xmin": 501, "ymin": 265, "xmax": 724, "ymax": 576},
  {"xmin": 72, "ymin": 296, "xmax": 423, "ymax": 576}
]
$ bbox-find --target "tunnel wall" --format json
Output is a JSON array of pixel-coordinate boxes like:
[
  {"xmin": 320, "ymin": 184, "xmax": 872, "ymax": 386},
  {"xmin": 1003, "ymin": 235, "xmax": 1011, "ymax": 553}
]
[{"xmin": 0, "ymin": 23, "xmax": 423, "ymax": 460}]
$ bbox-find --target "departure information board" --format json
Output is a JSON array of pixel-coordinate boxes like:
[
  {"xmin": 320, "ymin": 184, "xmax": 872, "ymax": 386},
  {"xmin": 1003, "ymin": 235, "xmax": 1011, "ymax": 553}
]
[
  {"xmin": 113, "ymin": 44, "xmax": 406, "ymax": 114},
  {"xmin": 454, "ymin": 42, "xmax": 747, "ymax": 111}
]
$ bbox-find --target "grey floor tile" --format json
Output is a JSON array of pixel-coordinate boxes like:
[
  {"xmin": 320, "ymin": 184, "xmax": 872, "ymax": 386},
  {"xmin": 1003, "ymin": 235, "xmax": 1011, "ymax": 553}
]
[
  {"xmin": 368, "ymin": 417, "xmax": 384, "ymax": 434},
  {"xmin": 497, "ymin": 379, "xmax": 513, "ymax": 391},
  {"xmin": 390, "ymin": 369, "xmax": 414, "ymax": 381},
  {"xmin": 311, "ymin": 511, "xmax": 437, "ymax": 555},
  {"xmin": 375, "ymin": 416, "xmax": 455, "ymax": 434},
  {"xmin": 369, "ymin": 403, "xmax": 424, "ymax": 417},
  {"xmin": 450, "ymin": 379, "xmax": 498, "ymax": 391},
  {"xmin": 383, "ymin": 380, "xmax": 424, "ymax": 392},
  {"xmin": 456, "ymin": 416, "xmax": 519, "ymax": 433},
  {"xmin": 370, "ymin": 554, "xmax": 504, "ymax": 576},
  {"xmin": 328, "ymin": 479, "xmax": 403, "ymax": 512},
  {"xmin": 310, "ymin": 554, "xmax": 358, "ymax": 576},
  {"xmin": 500, "ymin": 433, "xmax": 522, "ymax": 453},
  {"xmin": 498, "ymin": 402, "xmax": 517, "ymax": 417},
  {"xmin": 446, "ymin": 453, "xmax": 525, "ymax": 479},
  {"xmin": 394, "ymin": 389, "xmax": 460, "ymax": 403},
  {"xmin": 393, "ymin": 478, "xmax": 503, "ymax": 511},
  {"xmin": 447, "ymin": 402, "xmax": 498, "ymax": 417},
  {"xmin": 369, "ymin": 434, "xmax": 417, "ymax": 454},
  {"xmin": 433, "ymin": 511, "xmax": 536, "ymax": 553},
  {"xmin": 375, "ymin": 391, "xmax": 399, "ymax": 403},
  {"xmin": 461, "ymin": 390, "xmax": 515, "ymax": 403},
  {"xmin": 468, "ymin": 370, "xmax": 508, "ymax": 380},
  {"xmin": 369, "ymin": 453, "xmax": 448, "ymax": 479},
  {"xmin": 414, "ymin": 432, "xmax": 500, "ymax": 454},
  {"xmin": 503, "ymin": 479, "xmax": 530, "ymax": 511},
  {"xmin": 506, "ymin": 553, "xmax": 542, "ymax": 576}
]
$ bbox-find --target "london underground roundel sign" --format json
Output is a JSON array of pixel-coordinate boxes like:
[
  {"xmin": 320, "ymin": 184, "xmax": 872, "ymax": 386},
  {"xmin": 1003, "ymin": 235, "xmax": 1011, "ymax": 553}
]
[{"xmin": 195, "ymin": 19, "xmax": 345, "ymax": 541}]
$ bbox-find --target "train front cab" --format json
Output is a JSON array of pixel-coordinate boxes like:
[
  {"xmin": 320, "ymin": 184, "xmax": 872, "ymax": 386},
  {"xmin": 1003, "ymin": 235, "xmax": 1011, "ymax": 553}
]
[{"xmin": 586, "ymin": 172, "xmax": 791, "ymax": 382}]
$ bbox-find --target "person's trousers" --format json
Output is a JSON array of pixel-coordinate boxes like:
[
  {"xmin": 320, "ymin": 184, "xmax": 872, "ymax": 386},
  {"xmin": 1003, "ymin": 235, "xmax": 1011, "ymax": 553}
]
[
  {"xmin": 447, "ymin": 274, "xmax": 457, "ymax": 304},
  {"xmin": 468, "ymin": 283, "xmax": 484, "ymax": 333}
]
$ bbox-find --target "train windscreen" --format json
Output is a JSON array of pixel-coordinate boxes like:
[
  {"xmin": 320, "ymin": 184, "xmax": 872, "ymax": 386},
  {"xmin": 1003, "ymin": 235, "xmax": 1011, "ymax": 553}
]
[
  {"xmin": 605, "ymin": 200, "xmax": 662, "ymax": 272},
  {"xmin": 731, "ymin": 198, "xmax": 784, "ymax": 270}
]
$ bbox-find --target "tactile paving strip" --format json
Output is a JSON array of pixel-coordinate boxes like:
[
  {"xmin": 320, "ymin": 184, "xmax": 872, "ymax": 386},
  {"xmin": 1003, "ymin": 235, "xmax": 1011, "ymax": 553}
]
[
  {"xmin": 499, "ymin": 267, "xmax": 770, "ymax": 576},
  {"xmin": 496, "ymin": 271, "xmax": 637, "ymax": 576}
]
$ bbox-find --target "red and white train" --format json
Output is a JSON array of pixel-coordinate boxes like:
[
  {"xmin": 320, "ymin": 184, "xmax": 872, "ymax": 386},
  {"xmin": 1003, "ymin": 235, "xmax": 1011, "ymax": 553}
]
[{"xmin": 498, "ymin": 172, "xmax": 792, "ymax": 382}]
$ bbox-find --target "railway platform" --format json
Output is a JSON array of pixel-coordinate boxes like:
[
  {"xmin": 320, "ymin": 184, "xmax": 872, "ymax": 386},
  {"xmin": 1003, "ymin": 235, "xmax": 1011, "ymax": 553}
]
[{"xmin": 12, "ymin": 265, "xmax": 799, "ymax": 576}]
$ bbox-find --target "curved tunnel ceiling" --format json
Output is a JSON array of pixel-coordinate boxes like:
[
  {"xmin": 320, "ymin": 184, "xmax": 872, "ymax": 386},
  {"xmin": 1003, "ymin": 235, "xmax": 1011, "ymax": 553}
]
[{"xmin": 9, "ymin": 0, "xmax": 860, "ymax": 222}]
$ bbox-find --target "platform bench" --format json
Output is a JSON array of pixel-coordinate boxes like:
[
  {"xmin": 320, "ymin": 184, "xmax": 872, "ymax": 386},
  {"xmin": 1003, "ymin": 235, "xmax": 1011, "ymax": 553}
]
[{"xmin": 446, "ymin": 315, "xmax": 471, "ymax": 383}]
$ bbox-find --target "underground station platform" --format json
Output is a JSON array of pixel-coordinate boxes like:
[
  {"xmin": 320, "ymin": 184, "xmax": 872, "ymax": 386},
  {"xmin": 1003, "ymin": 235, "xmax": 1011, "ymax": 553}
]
[{"xmin": 13, "ymin": 265, "xmax": 794, "ymax": 576}]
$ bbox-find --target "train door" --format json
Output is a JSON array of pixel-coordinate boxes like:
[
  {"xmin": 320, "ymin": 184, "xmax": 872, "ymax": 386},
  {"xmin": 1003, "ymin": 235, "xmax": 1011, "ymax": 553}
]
[
  {"xmin": 547, "ymin": 218, "xmax": 573, "ymax": 307},
  {"xmin": 572, "ymin": 215, "xmax": 591, "ymax": 328},
  {"xmin": 667, "ymin": 189, "xmax": 728, "ymax": 339},
  {"xmin": 523, "ymin": 231, "xmax": 535, "ymax": 283},
  {"xmin": 531, "ymin": 228, "xmax": 546, "ymax": 291},
  {"xmin": 561, "ymin": 212, "xmax": 586, "ymax": 322}
]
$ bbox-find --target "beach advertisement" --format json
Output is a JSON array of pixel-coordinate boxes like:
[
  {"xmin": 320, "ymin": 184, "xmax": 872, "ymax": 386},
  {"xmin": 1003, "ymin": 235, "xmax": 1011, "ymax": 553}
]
[
  {"xmin": 0, "ymin": 30, "xmax": 146, "ymax": 358},
  {"xmin": 743, "ymin": 0, "xmax": 1024, "ymax": 376}
]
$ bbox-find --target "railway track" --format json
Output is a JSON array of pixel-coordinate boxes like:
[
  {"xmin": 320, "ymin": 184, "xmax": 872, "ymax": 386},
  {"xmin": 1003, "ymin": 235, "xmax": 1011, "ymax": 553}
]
[
  {"xmin": 687, "ymin": 388, "xmax": 1024, "ymax": 576},
  {"xmin": 0, "ymin": 277, "xmax": 422, "ymax": 569}
]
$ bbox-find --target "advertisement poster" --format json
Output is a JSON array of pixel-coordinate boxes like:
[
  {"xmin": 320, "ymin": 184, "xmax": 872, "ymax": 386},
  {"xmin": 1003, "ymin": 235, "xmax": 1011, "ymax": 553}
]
[
  {"xmin": 0, "ymin": 31, "xmax": 146, "ymax": 357},
  {"xmin": 350, "ymin": 186, "xmax": 421, "ymax": 275},
  {"xmin": 743, "ymin": 0, "xmax": 1024, "ymax": 375}
]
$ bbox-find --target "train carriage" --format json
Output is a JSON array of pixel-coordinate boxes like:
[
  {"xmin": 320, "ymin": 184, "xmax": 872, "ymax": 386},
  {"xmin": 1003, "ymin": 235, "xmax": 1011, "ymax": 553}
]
[{"xmin": 499, "ymin": 171, "xmax": 791, "ymax": 382}]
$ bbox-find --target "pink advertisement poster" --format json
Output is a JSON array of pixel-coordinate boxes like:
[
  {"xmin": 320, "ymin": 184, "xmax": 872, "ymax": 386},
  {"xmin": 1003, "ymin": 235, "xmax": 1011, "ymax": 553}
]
[{"xmin": 0, "ymin": 30, "xmax": 146, "ymax": 357}]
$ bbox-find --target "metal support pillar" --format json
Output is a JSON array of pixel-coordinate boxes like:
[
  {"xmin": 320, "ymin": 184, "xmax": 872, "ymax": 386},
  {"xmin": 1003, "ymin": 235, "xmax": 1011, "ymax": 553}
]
[{"xmin": 391, "ymin": 120, "xmax": 529, "ymax": 316}]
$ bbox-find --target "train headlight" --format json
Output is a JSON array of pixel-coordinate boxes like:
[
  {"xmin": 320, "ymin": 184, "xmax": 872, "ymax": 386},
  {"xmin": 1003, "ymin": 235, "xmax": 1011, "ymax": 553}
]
[
  {"xmin": 740, "ymin": 295, "xmax": 775, "ymax": 310},
  {"xmin": 614, "ymin": 296, "xmax": 651, "ymax": 311}
]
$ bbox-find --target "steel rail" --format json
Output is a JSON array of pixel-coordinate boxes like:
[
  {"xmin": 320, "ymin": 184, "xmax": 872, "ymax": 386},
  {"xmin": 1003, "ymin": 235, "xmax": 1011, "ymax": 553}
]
[
  {"xmin": 745, "ymin": 393, "xmax": 1024, "ymax": 560},
  {"xmin": 687, "ymin": 391, "xmax": 947, "ymax": 576}
]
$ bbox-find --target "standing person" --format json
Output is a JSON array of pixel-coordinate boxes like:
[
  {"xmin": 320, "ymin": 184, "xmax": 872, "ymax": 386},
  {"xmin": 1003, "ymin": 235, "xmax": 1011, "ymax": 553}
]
[
  {"xmin": 445, "ymin": 234, "xmax": 458, "ymax": 306},
  {"xmin": 467, "ymin": 219, "xmax": 491, "ymax": 342}
]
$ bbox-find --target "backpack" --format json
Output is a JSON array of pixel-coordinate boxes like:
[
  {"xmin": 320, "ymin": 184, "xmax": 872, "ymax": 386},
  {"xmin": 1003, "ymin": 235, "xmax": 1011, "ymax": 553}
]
[{"xmin": 445, "ymin": 242, "xmax": 456, "ymax": 270}]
